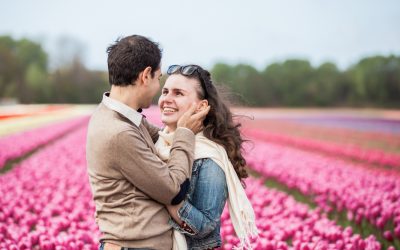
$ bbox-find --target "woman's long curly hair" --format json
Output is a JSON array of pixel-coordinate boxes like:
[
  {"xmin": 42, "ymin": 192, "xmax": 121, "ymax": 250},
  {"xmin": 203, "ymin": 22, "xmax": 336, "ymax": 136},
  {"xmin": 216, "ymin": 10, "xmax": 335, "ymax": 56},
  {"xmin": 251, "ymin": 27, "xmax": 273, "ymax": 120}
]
[{"xmin": 171, "ymin": 65, "xmax": 248, "ymax": 181}]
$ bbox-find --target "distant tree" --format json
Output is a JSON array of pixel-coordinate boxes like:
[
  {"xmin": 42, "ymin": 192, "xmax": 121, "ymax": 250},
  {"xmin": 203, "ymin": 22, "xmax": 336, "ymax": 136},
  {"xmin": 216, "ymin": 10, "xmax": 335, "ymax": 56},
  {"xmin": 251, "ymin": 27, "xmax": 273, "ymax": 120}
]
[
  {"xmin": 0, "ymin": 36, "xmax": 17, "ymax": 97},
  {"xmin": 0, "ymin": 36, "xmax": 49, "ymax": 103},
  {"xmin": 346, "ymin": 55, "xmax": 400, "ymax": 107},
  {"xmin": 50, "ymin": 56, "xmax": 108, "ymax": 103},
  {"xmin": 311, "ymin": 62, "xmax": 343, "ymax": 106},
  {"xmin": 262, "ymin": 59, "xmax": 314, "ymax": 106}
]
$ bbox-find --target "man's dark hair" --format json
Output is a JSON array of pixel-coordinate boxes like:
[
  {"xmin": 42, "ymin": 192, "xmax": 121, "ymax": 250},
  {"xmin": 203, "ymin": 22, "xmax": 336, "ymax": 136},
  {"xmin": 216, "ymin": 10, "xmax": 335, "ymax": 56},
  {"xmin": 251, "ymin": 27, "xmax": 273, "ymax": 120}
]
[{"xmin": 106, "ymin": 35, "xmax": 162, "ymax": 86}]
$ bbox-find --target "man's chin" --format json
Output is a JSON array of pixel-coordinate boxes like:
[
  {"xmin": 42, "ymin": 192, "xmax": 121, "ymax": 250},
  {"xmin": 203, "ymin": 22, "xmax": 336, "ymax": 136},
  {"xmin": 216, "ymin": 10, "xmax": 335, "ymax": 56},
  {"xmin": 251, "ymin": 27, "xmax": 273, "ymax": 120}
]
[{"xmin": 142, "ymin": 103, "xmax": 152, "ymax": 109}]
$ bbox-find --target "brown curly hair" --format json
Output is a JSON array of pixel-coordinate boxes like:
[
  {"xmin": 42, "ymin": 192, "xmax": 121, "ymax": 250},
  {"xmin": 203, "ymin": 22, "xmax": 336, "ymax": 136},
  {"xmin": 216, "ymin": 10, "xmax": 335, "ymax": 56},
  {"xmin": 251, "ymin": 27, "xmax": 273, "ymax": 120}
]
[{"xmin": 169, "ymin": 65, "xmax": 248, "ymax": 181}]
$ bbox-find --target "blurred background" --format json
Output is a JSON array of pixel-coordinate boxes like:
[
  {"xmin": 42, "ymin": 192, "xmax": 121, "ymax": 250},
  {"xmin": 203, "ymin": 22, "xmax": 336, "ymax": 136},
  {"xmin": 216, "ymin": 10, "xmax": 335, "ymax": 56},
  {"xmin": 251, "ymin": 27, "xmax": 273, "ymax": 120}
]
[
  {"xmin": 1, "ymin": 1, "xmax": 400, "ymax": 249},
  {"xmin": 1, "ymin": 0, "xmax": 399, "ymax": 107}
]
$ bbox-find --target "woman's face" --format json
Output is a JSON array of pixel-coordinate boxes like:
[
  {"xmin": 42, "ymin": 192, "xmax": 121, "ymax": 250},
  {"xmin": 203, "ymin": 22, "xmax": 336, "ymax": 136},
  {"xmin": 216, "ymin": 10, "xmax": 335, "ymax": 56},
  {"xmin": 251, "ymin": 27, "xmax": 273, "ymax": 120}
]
[{"xmin": 158, "ymin": 74, "xmax": 204, "ymax": 131}]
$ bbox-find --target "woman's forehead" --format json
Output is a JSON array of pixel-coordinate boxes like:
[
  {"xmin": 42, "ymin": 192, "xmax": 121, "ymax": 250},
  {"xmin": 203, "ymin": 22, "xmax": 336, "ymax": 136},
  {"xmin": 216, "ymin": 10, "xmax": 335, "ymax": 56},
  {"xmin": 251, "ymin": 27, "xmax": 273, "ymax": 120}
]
[{"xmin": 164, "ymin": 74, "xmax": 199, "ymax": 90}]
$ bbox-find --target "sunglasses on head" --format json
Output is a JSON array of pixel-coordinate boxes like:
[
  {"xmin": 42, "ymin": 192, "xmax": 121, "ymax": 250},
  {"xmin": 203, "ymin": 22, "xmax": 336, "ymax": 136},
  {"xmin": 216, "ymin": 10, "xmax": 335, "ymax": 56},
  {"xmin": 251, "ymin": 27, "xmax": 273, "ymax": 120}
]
[{"xmin": 167, "ymin": 65, "xmax": 208, "ymax": 98}]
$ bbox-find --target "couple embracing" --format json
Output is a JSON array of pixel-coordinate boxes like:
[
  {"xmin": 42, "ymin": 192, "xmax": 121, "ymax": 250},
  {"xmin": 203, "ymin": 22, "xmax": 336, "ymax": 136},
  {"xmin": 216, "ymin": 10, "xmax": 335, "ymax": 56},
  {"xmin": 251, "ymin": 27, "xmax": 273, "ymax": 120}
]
[{"xmin": 86, "ymin": 35, "xmax": 258, "ymax": 250}]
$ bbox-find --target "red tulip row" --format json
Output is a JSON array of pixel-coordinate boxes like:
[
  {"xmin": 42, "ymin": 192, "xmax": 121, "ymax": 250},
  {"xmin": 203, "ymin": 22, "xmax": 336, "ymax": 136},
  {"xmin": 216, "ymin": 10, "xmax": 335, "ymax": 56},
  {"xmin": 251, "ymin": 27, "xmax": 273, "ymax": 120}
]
[
  {"xmin": 243, "ymin": 129, "xmax": 400, "ymax": 169},
  {"xmin": 244, "ymin": 138, "xmax": 400, "ymax": 246},
  {"xmin": 0, "ymin": 116, "xmax": 89, "ymax": 169},
  {"xmin": 0, "ymin": 105, "xmax": 68, "ymax": 121}
]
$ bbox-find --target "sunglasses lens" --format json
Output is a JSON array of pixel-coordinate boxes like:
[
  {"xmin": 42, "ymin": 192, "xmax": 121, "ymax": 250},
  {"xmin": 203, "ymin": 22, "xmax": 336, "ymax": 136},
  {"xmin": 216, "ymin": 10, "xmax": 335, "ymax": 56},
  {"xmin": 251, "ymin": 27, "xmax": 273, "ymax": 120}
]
[
  {"xmin": 167, "ymin": 65, "xmax": 181, "ymax": 75},
  {"xmin": 181, "ymin": 66, "xmax": 197, "ymax": 76}
]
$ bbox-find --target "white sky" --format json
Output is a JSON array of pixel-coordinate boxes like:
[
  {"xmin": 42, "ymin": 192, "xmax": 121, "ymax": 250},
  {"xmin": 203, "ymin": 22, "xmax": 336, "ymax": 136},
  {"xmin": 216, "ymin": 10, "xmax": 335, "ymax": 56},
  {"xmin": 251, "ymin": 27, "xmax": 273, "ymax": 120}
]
[{"xmin": 1, "ymin": 0, "xmax": 399, "ymax": 71}]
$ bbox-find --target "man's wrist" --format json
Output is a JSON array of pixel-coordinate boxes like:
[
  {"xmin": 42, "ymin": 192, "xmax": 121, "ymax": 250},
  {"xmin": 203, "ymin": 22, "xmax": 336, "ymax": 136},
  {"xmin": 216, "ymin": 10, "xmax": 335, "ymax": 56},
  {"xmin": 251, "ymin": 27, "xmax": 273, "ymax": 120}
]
[{"xmin": 176, "ymin": 127, "xmax": 194, "ymax": 134}]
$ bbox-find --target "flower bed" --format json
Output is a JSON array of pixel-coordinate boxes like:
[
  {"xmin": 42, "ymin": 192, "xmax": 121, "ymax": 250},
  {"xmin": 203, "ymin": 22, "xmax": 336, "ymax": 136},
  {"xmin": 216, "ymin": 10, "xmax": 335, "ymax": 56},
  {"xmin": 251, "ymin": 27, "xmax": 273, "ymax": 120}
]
[
  {"xmin": 0, "ymin": 127, "xmax": 99, "ymax": 249},
  {"xmin": 221, "ymin": 178, "xmax": 384, "ymax": 250},
  {"xmin": 244, "ymin": 129, "xmax": 400, "ymax": 169},
  {"xmin": 0, "ymin": 116, "xmax": 89, "ymax": 169},
  {"xmin": 245, "ymin": 138, "xmax": 400, "ymax": 247}
]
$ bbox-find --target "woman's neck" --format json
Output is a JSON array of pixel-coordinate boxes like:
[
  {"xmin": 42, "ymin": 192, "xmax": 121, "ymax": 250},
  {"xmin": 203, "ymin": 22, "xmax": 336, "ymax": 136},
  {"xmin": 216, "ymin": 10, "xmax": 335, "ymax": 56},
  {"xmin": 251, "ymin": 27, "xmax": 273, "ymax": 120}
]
[{"xmin": 165, "ymin": 125, "xmax": 177, "ymax": 133}]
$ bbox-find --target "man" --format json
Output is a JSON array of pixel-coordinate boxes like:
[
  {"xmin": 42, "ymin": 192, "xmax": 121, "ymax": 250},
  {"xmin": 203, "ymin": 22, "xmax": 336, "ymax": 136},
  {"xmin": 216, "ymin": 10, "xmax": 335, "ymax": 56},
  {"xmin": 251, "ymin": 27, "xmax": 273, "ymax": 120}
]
[{"xmin": 86, "ymin": 35, "xmax": 209, "ymax": 250}]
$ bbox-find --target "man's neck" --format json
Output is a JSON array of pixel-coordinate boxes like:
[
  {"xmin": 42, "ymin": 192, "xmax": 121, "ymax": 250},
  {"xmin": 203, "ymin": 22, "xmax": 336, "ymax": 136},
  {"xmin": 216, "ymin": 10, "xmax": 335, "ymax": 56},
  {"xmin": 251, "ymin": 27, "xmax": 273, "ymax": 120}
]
[{"xmin": 109, "ymin": 85, "xmax": 141, "ymax": 110}]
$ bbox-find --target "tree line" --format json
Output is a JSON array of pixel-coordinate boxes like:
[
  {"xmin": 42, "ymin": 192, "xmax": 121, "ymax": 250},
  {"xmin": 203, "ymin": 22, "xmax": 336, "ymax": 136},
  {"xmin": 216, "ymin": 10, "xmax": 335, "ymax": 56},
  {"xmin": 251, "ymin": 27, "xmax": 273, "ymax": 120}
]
[
  {"xmin": 1, "ymin": 35, "xmax": 399, "ymax": 107},
  {"xmin": 211, "ymin": 58, "xmax": 400, "ymax": 107},
  {"xmin": 0, "ymin": 36, "xmax": 108, "ymax": 104}
]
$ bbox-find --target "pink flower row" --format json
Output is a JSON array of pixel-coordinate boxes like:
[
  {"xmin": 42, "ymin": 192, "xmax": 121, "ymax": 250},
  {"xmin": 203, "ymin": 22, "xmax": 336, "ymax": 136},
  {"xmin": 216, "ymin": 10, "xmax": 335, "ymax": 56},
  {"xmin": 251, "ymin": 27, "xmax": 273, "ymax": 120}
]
[
  {"xmin": 222, "ymin": 178, "xmax": 385, "ymax": 250},
  {"xmin": 0, "ymin": 131, "xmax": 383, "ymax": 250},
  {"xmin": 245, "ymin": 138, "xmax": 400, "ymax": 242},
  {"xmin": 243, "ymin": 129, "xmax": 400, "ymax": 169},
  {"xmin": 0, "ymin": 119, "xmax": 389, "ymax": 249},
  {"xmin": 0, "ymin": 116, "xmax": 89, "ymax": 169},
  {"xmin": 0, "ymin": 126, "xmax": 99, "ymax": 250}
]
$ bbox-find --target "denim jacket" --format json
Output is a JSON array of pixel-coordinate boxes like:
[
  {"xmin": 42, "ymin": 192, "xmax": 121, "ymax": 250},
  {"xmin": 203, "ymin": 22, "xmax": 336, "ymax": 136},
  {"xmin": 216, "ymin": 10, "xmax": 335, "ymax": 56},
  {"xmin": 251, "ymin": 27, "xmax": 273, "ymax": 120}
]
[{"xmin": 169, "ymin": 158, "xmax": 228, "ymax": 250}]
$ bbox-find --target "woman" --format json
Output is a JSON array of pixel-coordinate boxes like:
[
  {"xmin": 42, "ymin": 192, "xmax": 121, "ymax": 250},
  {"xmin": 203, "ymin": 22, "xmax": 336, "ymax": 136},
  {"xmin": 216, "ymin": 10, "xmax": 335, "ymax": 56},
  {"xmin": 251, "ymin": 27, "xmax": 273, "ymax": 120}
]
[{"xmin": 155, "ymin": 64, "xmax": 258, "ymax": 249}]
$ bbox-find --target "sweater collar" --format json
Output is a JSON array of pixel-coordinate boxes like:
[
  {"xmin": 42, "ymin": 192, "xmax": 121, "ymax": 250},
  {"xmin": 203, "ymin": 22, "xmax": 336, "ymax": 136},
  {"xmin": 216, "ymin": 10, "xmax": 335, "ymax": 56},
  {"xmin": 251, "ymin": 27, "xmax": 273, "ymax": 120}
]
[{"xmin": 102, "ymin": 92, "xmax": 143, "ymax": 126}]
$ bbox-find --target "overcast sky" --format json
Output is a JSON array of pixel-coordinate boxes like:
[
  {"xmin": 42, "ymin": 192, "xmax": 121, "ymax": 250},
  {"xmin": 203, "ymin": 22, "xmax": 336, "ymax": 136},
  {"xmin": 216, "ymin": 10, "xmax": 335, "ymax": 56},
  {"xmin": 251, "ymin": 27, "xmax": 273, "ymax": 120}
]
[{"xmin": 1, "ymin": 0, "xmax": 399, "ymax": 71}]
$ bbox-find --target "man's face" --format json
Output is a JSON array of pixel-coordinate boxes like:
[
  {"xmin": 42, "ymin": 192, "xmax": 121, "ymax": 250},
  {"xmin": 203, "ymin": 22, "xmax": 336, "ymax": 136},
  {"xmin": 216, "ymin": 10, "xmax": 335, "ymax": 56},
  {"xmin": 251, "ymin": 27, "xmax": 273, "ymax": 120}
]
[{"xmin": 142, "ymin": 68, "xmax": 162, "ymax": 108}]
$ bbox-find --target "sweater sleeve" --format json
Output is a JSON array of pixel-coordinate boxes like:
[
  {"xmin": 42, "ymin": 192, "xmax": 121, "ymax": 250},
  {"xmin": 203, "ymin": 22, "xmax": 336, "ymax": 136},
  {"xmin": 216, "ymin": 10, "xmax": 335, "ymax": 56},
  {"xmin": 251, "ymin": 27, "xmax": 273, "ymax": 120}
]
[{"xmin": 113, "ymin": 127, "xmax": 194, "ymax": 205}]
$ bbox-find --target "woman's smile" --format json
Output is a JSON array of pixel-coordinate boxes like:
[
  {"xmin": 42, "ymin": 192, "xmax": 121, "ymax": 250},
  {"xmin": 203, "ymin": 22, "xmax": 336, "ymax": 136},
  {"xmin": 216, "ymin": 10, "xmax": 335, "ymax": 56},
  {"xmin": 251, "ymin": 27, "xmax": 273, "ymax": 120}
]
[{"xmin": 162, "ymin": 107, "xmax": 178, "ymax": 115}]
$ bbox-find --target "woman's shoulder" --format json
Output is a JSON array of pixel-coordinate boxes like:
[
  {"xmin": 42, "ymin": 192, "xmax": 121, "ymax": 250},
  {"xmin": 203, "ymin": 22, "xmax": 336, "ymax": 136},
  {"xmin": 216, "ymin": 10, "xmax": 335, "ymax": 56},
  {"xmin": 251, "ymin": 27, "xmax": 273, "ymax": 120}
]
[
  {"xmin": 195, "ymin": 158, "xmax": 225, "ymax": 176},
  {"xmin": 194, "ymin": 157, "xmax": 219, "ymax": 166}
]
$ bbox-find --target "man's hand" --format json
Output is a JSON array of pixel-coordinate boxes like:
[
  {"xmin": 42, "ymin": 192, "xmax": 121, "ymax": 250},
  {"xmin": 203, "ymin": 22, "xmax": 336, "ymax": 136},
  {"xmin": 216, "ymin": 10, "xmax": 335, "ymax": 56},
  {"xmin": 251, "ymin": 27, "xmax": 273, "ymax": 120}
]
[
  {"xmin": 177, "ymin": 103, "xmax": 210, "ymax": 134},
  {"xmin": 166, "ymin": 203, "xmax": 184, "ymax": 225}
]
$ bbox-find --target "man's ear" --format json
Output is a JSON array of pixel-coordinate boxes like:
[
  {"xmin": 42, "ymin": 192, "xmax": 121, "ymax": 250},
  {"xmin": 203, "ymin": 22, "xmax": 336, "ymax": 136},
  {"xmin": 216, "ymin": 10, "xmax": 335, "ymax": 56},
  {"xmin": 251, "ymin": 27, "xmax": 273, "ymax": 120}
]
[{"xmin": 138, "ymin": 66, "xmax": 152, "ymax": 85}]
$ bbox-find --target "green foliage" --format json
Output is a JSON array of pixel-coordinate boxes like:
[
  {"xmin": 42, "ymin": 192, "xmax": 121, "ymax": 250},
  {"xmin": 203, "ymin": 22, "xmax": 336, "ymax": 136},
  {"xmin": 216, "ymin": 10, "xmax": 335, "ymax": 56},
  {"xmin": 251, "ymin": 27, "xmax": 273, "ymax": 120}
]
[
  {"xmin": 49, "ymin": 58, "xmax": 108, "ymax": 103},
  {"xmin": 346, "ymin": 56, "xmax": 400, "ymax": 107},
  {"xmin": 0, "ymin": 36, "xmax": 48, "ymax": 102},
  {"xmin": 0, "ymin": 35, "xmax": 108, "ymax": 104},
  {"xmin": 212, "ymin": 56, "xmax": 400, "ymax": 107},
  {"xmin": 1, "ymin": 35, "xmax": 399, "ymax": 106}
]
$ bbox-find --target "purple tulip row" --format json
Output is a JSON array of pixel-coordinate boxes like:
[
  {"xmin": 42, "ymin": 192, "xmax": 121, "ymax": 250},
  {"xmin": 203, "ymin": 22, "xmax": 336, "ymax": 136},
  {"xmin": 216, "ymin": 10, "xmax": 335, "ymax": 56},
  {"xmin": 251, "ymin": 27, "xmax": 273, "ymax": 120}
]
[
  {"xmin": 244, "ymin": 129, "xmax": 400, "ymax": 169},
  {"xmin": 221, "ymin": 178, "xmax": 385, "ymax": 250},
  {"xmin": 289, "ymin": 117, "xmax": 400, "ymax": 135},
  {"xmin": 0, "ymin": 116, "xmax": 89, "ymax": 169},
  {"xmin": 244, "ymin": 138, "xmax": 400, "ymax": 243}
]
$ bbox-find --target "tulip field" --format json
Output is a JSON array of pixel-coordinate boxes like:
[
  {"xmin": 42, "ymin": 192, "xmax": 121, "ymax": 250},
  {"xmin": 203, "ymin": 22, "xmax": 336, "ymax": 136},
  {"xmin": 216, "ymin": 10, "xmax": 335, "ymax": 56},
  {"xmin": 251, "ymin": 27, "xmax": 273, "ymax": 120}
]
[{"xmin": 0, "ymin": 105, "xmax": 399, "ymax": 250}]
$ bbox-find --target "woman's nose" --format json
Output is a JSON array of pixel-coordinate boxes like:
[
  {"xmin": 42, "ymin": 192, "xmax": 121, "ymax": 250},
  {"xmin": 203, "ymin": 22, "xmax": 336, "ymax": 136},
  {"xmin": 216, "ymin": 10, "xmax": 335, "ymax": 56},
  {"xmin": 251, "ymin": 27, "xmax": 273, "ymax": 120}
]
[{"xmin": 162, "ymin": 93, "xmax": 174, "ymax": 103}]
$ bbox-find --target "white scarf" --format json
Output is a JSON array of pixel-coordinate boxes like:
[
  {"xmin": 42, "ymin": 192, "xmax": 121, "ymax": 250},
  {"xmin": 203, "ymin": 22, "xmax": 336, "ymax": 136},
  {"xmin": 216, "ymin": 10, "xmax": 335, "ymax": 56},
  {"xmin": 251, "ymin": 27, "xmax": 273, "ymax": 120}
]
[{"xmin": 155, "ymin": 129, "xmax": 258, "ymax": 250}]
